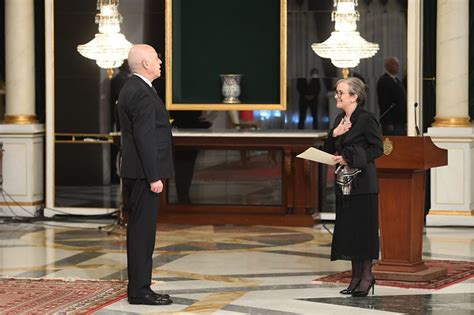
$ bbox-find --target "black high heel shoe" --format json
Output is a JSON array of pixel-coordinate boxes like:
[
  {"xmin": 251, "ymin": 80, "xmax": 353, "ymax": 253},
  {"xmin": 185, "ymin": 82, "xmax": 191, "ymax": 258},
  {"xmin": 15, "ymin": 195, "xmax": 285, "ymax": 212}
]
[
  {"xmin": 339, "ymin": 280, "xmax": 360, "ymax": 295},
  {"xmin": 352, "ymin": 279, "xmax": 375, "ymax": 297}
]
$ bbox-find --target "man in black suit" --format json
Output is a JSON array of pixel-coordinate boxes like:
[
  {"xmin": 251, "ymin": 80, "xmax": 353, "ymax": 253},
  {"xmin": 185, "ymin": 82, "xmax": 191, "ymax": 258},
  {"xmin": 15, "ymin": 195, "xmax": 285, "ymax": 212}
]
[
  {"xmin": 297, "ymin": 67, "xmax": 321, "ymax": 129},
  {"xmin": 118, "ymin": 44, "xmax": 174, "ymax": 306},
  {"xmin": 376, "ymin": 56, "xmax": 407, "ymax": 135}
]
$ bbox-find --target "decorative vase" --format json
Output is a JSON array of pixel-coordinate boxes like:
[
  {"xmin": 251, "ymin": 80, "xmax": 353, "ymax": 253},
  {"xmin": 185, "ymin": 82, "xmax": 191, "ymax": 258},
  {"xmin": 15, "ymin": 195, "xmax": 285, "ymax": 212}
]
[{"xmin": 220, "ymin": 74, "xmax": 242, "ymax": 104}]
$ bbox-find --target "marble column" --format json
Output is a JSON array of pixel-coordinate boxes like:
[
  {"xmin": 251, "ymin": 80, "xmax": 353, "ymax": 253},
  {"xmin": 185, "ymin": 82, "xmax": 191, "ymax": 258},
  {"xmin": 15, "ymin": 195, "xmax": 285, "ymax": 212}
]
[
  {"xmin": 4, "ymin": 0, "xmax": 37, "ymax": 123},
  {"xmin": 433, "ymin": 0, "xmax": 469, "ymax": 127},
  {"xmin": 427, "ymin": 0, "xmax": 473, "ymax": 226},
  {"xmin": 0, "ymin": 0, "xmax": 43, "ymax": 216}
]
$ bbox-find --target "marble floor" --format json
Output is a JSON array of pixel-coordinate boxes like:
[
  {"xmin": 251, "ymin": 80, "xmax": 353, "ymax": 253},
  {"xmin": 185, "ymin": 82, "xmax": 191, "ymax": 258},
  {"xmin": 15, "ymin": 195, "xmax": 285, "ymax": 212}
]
[{"xmin": 0, "ymin": 218, "xmax": 472, "ymax": 314}]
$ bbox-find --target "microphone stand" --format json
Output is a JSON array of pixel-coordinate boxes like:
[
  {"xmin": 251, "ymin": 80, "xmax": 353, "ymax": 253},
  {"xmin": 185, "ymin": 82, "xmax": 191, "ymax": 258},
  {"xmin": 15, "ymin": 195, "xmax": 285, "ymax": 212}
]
[
  {"xmin": 414, "ymin": 102, "xmax": 421, "ymax": 136},
  {"xmin": 379, "ymin": 103, "xmax": 396, "ymax": 120}
]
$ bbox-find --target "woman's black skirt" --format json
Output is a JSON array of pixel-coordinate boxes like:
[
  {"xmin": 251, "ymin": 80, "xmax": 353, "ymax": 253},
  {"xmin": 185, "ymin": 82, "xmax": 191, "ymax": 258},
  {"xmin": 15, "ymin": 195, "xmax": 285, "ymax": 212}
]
[{"xmin": 330, "ymin": 193, "xmax": 379, "ymax": 261}]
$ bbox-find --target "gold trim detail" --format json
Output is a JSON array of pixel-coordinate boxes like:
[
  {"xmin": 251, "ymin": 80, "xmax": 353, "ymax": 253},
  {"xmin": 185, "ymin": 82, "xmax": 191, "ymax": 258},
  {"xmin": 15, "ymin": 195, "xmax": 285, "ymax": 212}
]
[
  {"xmin": 432, "ymin": 117, "xmax": 471, "ymax": 127},
  {"xmin": 341, "ymin": 68, "xmax": 349, "ymax": 79},
  {"xmin": 51, "ymin": 0, "xmax": 57, "ymax": 206},
  {"xmin": 107, "ymin": 68, "xmax": 114, "ymax": 80},
  {"xmin": 3, "ymin": 115, "xmax": 38, "ymax": 124},
  {"xmin": 162, "ymin": 103, "xmax": 284, "ymax": 111},
  {"xmin": 383, "ymin": 137, "xmax": 393, "ymax": 156},
  {"xmin": 55, "ymin": 133, "xmax": 116, "ymax": 144},
  {"xmin": 0, "ymin": 200, "xmax": 43, "ymax": 206},
  {"xmin": 429, "ymin": 210, "xmax": 474, "ymax": 216},
  {"xmin": 280, "ymin": 0, "xmax": 287, "ymax": 111}
]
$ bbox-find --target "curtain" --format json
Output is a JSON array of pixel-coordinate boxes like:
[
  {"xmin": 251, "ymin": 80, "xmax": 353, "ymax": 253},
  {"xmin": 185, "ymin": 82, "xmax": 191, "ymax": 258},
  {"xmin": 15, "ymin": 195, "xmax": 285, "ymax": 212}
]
[
  {"xmin": 356, "ymin": 0, "xmax": 407, "ymax": 116},
  {"xmin": 283, "ymin": 0, "xmax": 407, "ymax": 129},
  {"xmin": 286, "ymin": 0, "xmax": 331, "ymax": 129}
]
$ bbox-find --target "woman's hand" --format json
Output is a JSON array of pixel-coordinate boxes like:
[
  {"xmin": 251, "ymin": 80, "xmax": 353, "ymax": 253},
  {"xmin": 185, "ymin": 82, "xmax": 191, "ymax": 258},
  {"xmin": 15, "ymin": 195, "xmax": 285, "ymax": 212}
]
[
  {"xmin": 332, "ymin": 117, "xmax": 352, "ymax": 137},
  {"xmin": 332, "ymin": 154, "xmax": 348, "ymax": 165}
]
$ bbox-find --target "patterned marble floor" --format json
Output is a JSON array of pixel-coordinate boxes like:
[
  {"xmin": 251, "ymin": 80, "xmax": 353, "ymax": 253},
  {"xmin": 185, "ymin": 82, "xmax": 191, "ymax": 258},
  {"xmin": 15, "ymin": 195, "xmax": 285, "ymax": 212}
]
[{"xmin": 0, "ymin": 218, "xmax": 472, "ymax": 314}]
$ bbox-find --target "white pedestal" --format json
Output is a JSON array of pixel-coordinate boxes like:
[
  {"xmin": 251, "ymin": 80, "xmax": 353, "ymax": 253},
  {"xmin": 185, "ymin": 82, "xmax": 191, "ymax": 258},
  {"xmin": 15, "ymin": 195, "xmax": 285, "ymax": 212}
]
[
  {"xmin": 426, "ymin": 127, "xmax": 474, "ymax": 226},
  {"xmin": 0, "ymin": 124, "xmax": 44, "ymax": 217}
]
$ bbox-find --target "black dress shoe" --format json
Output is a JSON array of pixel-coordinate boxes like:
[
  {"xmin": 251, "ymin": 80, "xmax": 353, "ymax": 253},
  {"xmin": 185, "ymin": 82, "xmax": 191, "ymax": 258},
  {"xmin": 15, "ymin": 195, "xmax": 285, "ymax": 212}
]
[
  {"xmin": 143, "ymin": 287, "xmax": 171, "ymax": 300},
  {"xmin": 150, "ymin": 290, "xmax": 170, "ymax": 300},
  {"xmin": 128, "ymin": 294, "xmax": 173, "ymax": 305}
]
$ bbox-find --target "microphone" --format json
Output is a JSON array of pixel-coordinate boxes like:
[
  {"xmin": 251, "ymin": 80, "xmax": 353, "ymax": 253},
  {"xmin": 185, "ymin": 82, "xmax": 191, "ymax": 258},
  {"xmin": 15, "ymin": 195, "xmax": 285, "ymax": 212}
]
[
  {"xmin": 379, "ymin": 103, "xmax": 396, "ymax": 120},
  {"xmin": 414, "ymin": 102, "xmax": 421, "ymax": 136}
]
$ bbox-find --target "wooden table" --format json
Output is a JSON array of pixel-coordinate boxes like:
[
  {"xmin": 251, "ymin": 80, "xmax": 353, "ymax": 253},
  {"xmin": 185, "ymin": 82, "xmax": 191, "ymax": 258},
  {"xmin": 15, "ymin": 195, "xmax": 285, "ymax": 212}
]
[{"xmin": 159, "ymin": 129, "xmax": 326, "ymax": 226}]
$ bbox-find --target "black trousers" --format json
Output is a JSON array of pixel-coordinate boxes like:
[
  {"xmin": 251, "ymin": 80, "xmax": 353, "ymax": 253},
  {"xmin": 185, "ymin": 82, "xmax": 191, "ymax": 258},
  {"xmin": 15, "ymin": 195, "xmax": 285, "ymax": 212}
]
[
  {"xmin": 298, "ymin": 99, "xmax": 318, "ymax": 129},
  {"xmin": 123, "ymin": 178, "xmax": 160, "ymax": 297}
]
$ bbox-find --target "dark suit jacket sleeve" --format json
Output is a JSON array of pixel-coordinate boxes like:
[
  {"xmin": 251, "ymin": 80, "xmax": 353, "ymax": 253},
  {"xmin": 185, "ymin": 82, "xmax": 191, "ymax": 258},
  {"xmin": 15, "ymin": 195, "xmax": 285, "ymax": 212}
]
[
  {"xmin": 342, "ymin": 114, "xmax": 383, "ymax": 169},
  {"xmin": 296, "ymin": 78, "xmax": 306, "ymax": 94},
  {"xmin": 131, "ymin": 93, "xmax": 160, "ymax": 183},
  {"xmin": 363, "ymin": 114, "xmax": 384, "ymax": 162}
]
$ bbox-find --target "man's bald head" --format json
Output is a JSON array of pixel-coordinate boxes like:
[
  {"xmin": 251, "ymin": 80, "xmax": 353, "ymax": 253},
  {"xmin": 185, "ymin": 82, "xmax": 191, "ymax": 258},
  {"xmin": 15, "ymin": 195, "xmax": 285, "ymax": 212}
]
[
  {"xmin": 384, "ymin": 56, "xmax": 400, "ymax": 76},
  {"xmin": 127, "ymin": 44, "xmax": 162, "ymax": 81}
]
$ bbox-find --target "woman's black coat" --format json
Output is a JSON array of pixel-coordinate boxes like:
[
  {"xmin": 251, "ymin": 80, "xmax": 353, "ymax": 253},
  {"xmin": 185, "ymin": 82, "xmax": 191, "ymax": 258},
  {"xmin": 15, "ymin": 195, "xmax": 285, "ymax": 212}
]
[{"xmin": 323, "ymin": 105, "xmax": 384, "ymax": 195}]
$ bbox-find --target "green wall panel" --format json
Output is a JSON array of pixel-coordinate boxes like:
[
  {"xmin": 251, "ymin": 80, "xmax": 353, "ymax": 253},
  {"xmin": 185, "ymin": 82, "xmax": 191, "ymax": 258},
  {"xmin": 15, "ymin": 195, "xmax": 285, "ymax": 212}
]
[{"xmin": 172, "ymin": 0, "xmax": 280, "ymax": 104}]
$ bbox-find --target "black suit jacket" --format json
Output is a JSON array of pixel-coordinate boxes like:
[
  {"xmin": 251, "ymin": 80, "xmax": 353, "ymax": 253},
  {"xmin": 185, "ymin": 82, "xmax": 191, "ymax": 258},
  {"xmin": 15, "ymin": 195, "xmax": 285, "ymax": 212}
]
[
  {"xmin": 323, "ymin": 106, "xmax": 383, "ymax": 195},
  {"xmin": 376, "ymin": 73, "xmax": 407, "ymax": 126},
  {"xmin": 296, "ymin": 78, "xmax": 321, "ymax": 101},
  {"xmin": 118, "ymin": 75, "xmax": 175, "ymax": 182}
]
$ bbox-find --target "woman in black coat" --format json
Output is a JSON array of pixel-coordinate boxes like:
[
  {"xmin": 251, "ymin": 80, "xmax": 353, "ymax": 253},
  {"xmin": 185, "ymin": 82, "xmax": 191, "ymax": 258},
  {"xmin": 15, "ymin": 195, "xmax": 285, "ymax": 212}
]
[{"xmin": 323, "ymin": 77, "xmax": 383, "ymax": 297}]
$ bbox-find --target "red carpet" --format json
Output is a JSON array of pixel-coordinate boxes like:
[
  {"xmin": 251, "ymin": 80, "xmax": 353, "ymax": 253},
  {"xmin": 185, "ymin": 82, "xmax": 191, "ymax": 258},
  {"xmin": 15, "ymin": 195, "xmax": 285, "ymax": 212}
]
[
  {"xmin": 0, "ymin": 278, "xmax": 127, "ymax": 314},
  {"xmin": 315, "ymin": 260, "xmax": 474, "ymax": 290}
]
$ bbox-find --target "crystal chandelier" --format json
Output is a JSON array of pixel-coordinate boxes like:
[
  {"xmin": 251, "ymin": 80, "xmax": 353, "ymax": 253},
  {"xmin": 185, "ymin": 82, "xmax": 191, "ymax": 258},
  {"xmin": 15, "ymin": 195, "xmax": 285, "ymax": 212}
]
[
  {"xmin": 77, "ymin": 0, "xmax": 133, "ymax": 78},
  {"xmin": 312, "ymin": 0, "xmax": 379, "ymax": 77}
]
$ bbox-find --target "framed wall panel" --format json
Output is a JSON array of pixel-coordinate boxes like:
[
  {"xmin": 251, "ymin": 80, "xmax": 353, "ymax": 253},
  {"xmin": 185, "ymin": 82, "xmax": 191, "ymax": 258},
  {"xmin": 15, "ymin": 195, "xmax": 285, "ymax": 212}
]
[{"xmin": 165, "ymin": 0, "xmax": 287, "ymax": 110}]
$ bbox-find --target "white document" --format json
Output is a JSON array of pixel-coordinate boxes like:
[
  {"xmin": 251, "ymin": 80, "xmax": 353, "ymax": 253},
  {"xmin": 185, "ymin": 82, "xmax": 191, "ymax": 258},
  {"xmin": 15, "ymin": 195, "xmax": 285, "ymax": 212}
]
[{"xmin": 296, "ymin": 147, "xmax": 337, "ymax": 165}]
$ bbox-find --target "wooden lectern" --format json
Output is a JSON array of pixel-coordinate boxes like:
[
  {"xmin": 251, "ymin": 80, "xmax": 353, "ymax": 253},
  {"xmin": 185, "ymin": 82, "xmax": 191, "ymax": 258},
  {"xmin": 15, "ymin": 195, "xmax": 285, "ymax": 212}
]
[{"xmin": 374, "ymin": 136, "xmax": 448, "ymax": 281}]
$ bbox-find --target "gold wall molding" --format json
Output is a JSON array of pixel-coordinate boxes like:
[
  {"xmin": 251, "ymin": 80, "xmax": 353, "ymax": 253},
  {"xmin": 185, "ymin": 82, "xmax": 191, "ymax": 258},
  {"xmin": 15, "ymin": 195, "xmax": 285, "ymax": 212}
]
[
  {"xmin": 4, "ymin": 115, "xmax": 38, "ymax": 124},
  {"xmin": 0, "ymin": 200, "xmax": 43, "ymax": 206},
  {"xmin": 432, "ymin": 117, "xmax": 471, "ymax": 127},
  {"xmin": 429, "ymin": 210, "xmax": 474, "ymax": 216}
]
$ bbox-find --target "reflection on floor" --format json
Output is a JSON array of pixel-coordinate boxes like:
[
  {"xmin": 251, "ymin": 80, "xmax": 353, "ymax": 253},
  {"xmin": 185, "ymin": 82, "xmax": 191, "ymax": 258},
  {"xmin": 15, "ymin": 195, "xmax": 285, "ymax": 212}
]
[{"xmin": 0, "ymin": 219, "xmax": 472, "ymax": 314}]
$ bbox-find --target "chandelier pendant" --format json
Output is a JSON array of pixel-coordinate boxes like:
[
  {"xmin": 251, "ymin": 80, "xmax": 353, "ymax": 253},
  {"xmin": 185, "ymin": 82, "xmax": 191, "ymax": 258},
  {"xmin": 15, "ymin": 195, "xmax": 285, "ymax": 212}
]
[
  {"xmin": 77, "ymin": 0, "xmax": 133, "ymax": 79},
  {"xmin": 312, "ymin": 0, "xmax": 379, "ymax": 77}
]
